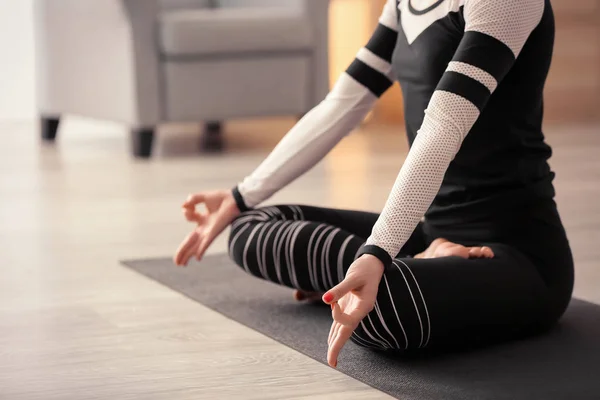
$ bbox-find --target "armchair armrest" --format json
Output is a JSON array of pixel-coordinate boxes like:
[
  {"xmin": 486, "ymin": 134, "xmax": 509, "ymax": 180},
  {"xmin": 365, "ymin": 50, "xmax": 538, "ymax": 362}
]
[{"xmin": 33, "ymin": 0, "xmax": 162, "ymax": 126}]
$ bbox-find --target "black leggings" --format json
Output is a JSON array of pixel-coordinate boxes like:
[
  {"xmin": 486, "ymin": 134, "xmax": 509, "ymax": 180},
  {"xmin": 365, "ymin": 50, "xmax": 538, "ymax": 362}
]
[{"xmin": 228, "ymin": 203, "xmax": 574, "ymax": 352}]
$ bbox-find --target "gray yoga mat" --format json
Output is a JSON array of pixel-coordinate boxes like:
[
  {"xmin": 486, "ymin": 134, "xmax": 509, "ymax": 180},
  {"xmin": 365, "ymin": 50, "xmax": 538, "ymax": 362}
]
[{"xmin": 123, "ymin": 254, "xmax": 600, "ymax": 400}]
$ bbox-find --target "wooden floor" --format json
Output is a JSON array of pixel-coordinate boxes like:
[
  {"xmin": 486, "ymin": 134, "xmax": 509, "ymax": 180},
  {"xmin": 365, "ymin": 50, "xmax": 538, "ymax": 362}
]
[{"xmin": 0, "ymin": 117, "xmax": 598, "ymax": 399}]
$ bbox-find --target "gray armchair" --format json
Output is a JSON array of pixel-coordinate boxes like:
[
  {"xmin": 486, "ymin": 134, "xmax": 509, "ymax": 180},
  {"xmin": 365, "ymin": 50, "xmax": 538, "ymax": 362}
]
[{"xmin": 33, "ymin": 0, "xmax": 330, "ymax": 157}]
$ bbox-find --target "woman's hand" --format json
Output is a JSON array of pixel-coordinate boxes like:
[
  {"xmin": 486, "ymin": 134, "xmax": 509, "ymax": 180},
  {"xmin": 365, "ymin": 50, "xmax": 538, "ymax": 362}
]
[
  {"xmin": 322, "ymin": 254, "xmax": 385, "ymax": 368},
  {"xmin": 173, "ymin": 190, "xmax": 241, "ymax": 266}
]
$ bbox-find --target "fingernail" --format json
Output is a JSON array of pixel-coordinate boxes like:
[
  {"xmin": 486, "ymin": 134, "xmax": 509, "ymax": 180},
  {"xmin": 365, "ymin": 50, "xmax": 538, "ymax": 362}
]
[
  {"xmin": 331, "ymin": 303, "xmax": 334, "ymax": 310},
  {"xmin": 323, "ymin": 293, "xmax": 334, "ymax": 303}
]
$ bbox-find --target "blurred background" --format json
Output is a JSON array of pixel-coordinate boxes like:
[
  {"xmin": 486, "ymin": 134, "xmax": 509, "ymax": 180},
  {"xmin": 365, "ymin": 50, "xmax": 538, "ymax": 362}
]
[{"xmin": 1, "ymin": 0, "xmax": 599, "ymax": 124}]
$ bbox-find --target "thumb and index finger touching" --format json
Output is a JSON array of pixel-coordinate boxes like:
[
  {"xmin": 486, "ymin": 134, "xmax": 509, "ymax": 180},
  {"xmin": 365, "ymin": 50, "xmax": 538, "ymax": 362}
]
[
  {"xmin": 182, "ymin": 193, "xmax": 209, "ymax": 224},
  {"xmin": 183, "ymin": 193, "xmax": 206, "ymax": 209}
]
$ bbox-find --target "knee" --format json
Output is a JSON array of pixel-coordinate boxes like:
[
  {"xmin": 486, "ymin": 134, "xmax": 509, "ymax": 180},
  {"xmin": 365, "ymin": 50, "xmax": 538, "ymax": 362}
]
[
  {"xmin": 227, "ymin": 218, "xmax": 248, "ymax": 267},
  {"xmin": 351, "ymin": 314, "xmax": 406, "ymax": 352},
  {"xmin": 227, "ymin": 209, "xmax": 269, "ymax": 267}
]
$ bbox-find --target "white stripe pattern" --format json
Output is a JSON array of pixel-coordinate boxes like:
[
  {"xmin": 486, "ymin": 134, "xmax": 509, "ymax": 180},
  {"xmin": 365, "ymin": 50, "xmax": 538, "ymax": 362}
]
[
  {"xmin": 337, "ymin": 235, "xmax": 353, "ymax": 282},
  {"xmin": 272, "ymin": 221, "xmax": 287, "ymax": 284},
  {"xmin": 446, "ymin": 61, "xmax": 497, "ymax": 92},
  {"xmin": 261, "ymin": 221, "xmax": 282, "ymax": 281},
  {"xmin": 393, "ymin": 260, "xmax": 425, "ymax": 348},
  {"xmin": 352, "ymin": 332, "xmax": 380, "ymax": 349},
  {"xmin": 281, "ymin": 222, "xmax": 297, "ymax": 286},
  {"xmin": 254, "ymin": 222, "xmax": 269, "ymax": 279},
  {"xmin": 383, "ymin": 274, "xmax": 409, "ymax": 349},
  {"xmin": 230, "ymin": 205, "xmax": 437, "ymax": 352},
  {"xmin": 288, "ymin": 221, "xmax": 310, "ymax": 289},
  {"xmin": 359, "ymin": 320, "xmax": 390, "ymax": 349},
  {"xmin": 306, "ymin": 224, "xmax": 326, "ymax": 291},
  {"xmin": 242, "ymin": 223, "xmax": 264, "ymax": 274},
  {"xmin": 313, "ymin": 226, "xmax": 334, "ymax": 291},
  {"xmin": 367, "ymin": 313, "xmax": 394, "ymax": 349},
  {"xmin": 373, "ymin": 301, "xmax": 401, "ymax": 349},
  {"xmin": 356, "ymin": 48, "xmax": 394, "ymax": 79},
  {"xmin": 228, "ymin": 223, "xmax": 250, "ymax": 260},
  {"xmin": 400, "ymin": 259, "xmax": 432, "ymax": 347},
  {"xmin": 323, "ymin": 227, "xmax": 341, "ymax": 288}
]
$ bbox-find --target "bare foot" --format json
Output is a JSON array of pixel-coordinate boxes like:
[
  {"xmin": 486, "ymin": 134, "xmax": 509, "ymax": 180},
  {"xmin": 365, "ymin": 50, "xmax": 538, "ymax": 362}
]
[
  {"xmin": 414, "ymin": 238, "xmax": 494, "ymax": 259},
  {"xmin": 295, "ymin": 239, "xmax": 492, "ymax": 302},
  {"xmin": 293, "ymin": 289, "xmax": 324, "ymax": 303}
]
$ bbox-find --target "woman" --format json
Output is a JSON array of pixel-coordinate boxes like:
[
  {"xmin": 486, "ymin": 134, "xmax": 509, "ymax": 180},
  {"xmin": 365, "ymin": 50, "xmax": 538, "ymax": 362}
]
[{"xmin": 174, "ymin": 0, "xmax": 574, "ymax": 368}]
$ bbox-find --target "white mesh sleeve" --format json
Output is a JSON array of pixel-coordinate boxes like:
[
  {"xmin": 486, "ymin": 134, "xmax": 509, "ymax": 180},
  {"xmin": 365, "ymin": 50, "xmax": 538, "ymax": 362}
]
[
  {"xmin": 235, "ymin": 0, "xmax": 399, "ymax": 209},
  {"xmin": 361, "ymin": 0, "xmax": 545, "ymax": 263},
  {"xmin": 237, "ymin": 75, "xmax": 380, "ymax": 208}
]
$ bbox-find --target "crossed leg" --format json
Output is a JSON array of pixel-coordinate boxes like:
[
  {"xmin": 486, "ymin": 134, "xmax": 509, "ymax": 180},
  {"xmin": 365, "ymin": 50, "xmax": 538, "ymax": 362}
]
[
  {"xmin": 295, "ymin": 238, "xmax": 495, "ymax": 303},
  {"xmin": 228, "ymin": 204, "xmax": 551, "ymax": 352}
]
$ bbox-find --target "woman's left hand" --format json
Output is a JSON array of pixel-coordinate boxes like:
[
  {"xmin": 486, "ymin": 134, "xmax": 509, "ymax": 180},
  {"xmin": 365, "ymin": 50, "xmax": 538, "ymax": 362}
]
[{"xmin": 322, "ymin": 254, "xmax": 385, "ymax": 368}]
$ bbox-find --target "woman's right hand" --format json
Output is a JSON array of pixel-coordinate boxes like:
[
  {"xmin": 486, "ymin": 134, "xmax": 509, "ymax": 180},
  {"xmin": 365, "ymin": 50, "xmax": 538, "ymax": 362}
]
[{"xmin": 174, "ymin": 189, "xmax": 241, "ymax": 266}]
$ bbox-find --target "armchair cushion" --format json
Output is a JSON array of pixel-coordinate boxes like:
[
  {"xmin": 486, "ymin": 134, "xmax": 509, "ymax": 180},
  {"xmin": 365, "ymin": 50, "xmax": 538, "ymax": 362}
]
[
  {"xmin": 159, "ymin": 0, "xmax": 213, "ymax": 10},
  {"xmin": 159, "ymin": 7, "xmax": 313, "ymax": 57}
]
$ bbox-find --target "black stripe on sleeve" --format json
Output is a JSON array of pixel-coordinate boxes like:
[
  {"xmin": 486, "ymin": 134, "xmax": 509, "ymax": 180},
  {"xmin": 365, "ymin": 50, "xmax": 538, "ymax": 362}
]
[
  {"xmin": 356, "ymin": 244, "xmax": 393, "ymax": 268},
  {"xmin": 435, "ymin": 71, "xmax": 491, "ymax": 111},
  {"xmin": 232, "ymin": 186, "xmax": 251, "ymax": 212},
  {"xmin": 346, "ymin": 58, "xmax": 393, "ymax": 97},
  {"xmin": 451, "ymin": 31, "xmax": 515, "ymax": 82},
  {"xmin": 365, "ymin": 23, "xmax": 398, "ymax": 62}
]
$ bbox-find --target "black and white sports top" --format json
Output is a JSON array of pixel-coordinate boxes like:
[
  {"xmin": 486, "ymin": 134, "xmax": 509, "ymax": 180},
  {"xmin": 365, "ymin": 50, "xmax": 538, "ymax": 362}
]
[{"xmin": 233, "ymin": 0, "xmax": 556, "ymax": 268}]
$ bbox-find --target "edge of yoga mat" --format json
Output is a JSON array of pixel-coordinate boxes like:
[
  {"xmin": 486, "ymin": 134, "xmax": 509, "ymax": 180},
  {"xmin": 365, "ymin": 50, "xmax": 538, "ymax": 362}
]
[
  {"xmin": 120, "ymin": 255, "xmax": 419, "ymax": 399},
  {"xmin": 121, "ymin": 253, "xmax": 600, "ymax": 400}
]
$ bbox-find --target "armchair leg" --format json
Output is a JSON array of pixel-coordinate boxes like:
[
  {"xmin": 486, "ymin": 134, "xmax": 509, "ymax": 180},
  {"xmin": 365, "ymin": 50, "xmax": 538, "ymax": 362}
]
[
  {"xmin": 131, "ymin": 127, "xmax": 155, "ymax": 158},
  {"xmin": 201, "ymin": 121, "xmax": 224, "ymax": 152},
  {"xmin": 41, "ymin": 116, "xmax": 61, "ymax": 141}
]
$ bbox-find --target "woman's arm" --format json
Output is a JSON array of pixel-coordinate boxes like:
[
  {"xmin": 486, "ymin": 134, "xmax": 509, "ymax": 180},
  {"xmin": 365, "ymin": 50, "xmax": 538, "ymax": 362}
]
[
  {"xmin": 232, "ymin": 0, "xmax": 399, "ymax": 211},
  {"xmin": 357, "ymin": 0, "xmax": 545, "ymax": 266}
]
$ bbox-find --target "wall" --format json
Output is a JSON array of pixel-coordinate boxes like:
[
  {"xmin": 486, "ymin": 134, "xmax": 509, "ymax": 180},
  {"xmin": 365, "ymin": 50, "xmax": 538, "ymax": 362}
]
[
  {"xmin": 328, "ymin": 0, "xmax": 372, "ymax": 85},
  {"xmin": 544, "ymin": 0, "xmax": 600, "ymax": 122},
  {"xmin": 0, "ymin": 0, "xmax": 35, "ymax": 121}
]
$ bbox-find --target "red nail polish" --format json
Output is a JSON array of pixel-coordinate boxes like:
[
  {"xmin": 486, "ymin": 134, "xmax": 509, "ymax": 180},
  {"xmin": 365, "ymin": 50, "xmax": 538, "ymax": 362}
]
[{"xmin": 323, "ymin": 293, "xmax": 334, "ymax": 303}]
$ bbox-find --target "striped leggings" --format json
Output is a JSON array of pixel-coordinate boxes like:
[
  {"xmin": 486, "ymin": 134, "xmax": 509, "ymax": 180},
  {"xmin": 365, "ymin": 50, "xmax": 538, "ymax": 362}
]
[{"xmin": 228, "ymin": 204, "xmax": 573, "ymax": 352}]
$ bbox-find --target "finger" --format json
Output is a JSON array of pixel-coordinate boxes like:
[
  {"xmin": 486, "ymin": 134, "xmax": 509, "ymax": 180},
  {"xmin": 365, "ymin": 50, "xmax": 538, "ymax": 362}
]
[
  {"xmin": 332, "ymin": 302, "xmax": 355, "ymax": 326},
  {"xmin": 181, "ymin": 239, "xmax": 200, "ymax": 266},
  {"xmin": 323, "ymin": 276, "xmax": 357, "ymax": 304},
  {"xmin": 180, "ymin": 236, "xmax": 201, "ymax": 266},
  {"xmin": 328, "ymin": 325, "xmax": 354, "ymax": 368},
  {"xmin": 174, "ymin": 231, "xmax": 200, "ymax": 266},
  {"xmin": 328, "ymin": 320, "xmax": 339, "ymax": 347},
  {"xmin": 182, "ymin": 207, "xmax": 204, "ymax": 223},
  {"xmin": 329, "ymin": 319, "xmax": 342, "ymax": 347},
  {"xmin": 183, "ymin": 193, "xmax": 206, "ymax": 208},
  {"xmin": 181, "ymin": 235, "xmax": 202, "ymax": 266},
  {"xmin": 195, "ymin": 233, "xmax": 214, "ymax": 261}
]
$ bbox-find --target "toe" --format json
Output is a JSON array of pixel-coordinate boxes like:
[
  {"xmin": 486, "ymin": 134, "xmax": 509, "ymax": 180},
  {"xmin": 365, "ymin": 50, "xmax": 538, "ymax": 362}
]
[
  {"xmin": 469, "ymin": 247, "xmax": 483, "ymax": 258},
  {"xmin": 481, "ymin": 246, "xmax": 494, "ymax": 258},
  {"xmin": 436, "ymin": 242, "xmax": 470, "ymax": 258},
  {"xmin": 293, "ymin": 290, "xmax": 305, "ymax": 301},
  {"xmin": 294, "ymin": 290, "xmax": 324, "ymax": 303}
]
